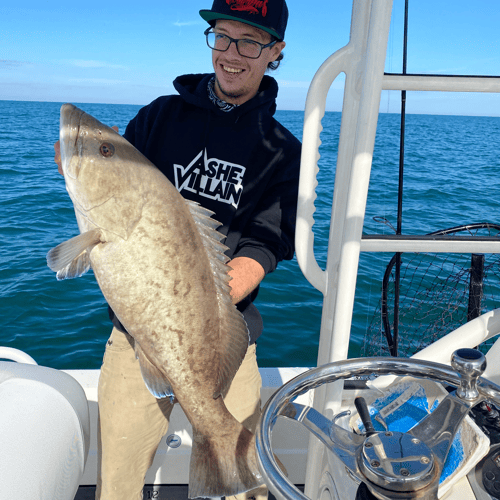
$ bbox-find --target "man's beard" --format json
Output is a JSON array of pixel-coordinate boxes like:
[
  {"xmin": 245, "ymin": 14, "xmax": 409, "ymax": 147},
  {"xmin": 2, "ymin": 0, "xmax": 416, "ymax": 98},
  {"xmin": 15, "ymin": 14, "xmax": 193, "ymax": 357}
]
[{"xmin": 215, "ymin": 77, "xmax": 242, "ymax": 101}]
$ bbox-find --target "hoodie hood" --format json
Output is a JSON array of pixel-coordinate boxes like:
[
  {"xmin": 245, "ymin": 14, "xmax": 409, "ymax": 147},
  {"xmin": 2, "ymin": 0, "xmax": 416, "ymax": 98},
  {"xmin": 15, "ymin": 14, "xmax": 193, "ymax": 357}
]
[{"xmin": 173, "ymin": 73, "xmax": 278, "ymax": 119}]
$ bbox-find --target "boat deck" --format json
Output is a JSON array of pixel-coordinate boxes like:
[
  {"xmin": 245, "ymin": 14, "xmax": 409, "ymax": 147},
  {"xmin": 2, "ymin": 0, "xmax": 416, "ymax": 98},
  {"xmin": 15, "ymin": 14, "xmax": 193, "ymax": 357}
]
[{"xmin": 67, "ymin": 367, "xmax": 312, "ymax": 499}]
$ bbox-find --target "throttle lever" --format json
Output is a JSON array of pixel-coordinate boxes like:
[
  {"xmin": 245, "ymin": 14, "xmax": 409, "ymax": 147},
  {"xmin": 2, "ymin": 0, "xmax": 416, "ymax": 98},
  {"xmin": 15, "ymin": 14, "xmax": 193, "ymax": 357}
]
[{"xmin": 354, "ymin": 397, "xmax": 377, "ymax": 437}]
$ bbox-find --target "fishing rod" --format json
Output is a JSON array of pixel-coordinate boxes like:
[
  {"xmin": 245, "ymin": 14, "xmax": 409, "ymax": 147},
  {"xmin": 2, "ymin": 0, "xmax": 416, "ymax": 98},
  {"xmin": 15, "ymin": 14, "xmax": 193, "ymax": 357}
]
[{"xmin": 388, "ymin": 0, "xmax": 409, "ymax": 357}]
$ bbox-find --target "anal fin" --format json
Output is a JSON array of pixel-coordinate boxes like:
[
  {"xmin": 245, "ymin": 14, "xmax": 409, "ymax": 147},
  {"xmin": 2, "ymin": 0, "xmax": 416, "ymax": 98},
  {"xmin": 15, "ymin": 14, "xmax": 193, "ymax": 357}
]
[{"xmin": 135, "ymin": 341, "xmax": 175, "ymax": 401}]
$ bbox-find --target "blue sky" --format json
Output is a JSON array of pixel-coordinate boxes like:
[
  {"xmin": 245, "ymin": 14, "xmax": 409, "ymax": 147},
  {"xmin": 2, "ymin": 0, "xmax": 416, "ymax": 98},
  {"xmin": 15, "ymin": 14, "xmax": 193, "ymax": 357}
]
[{"xmin": 1, "ymin": 0, "xmax": 499, "ymax": 115}]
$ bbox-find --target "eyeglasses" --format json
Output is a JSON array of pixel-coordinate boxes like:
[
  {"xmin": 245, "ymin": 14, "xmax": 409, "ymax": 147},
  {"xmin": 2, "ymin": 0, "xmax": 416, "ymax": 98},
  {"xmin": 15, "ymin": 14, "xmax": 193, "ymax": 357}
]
[{"xmin": 204, "ymin": 28, "xmax": 277, "ymax": 59}]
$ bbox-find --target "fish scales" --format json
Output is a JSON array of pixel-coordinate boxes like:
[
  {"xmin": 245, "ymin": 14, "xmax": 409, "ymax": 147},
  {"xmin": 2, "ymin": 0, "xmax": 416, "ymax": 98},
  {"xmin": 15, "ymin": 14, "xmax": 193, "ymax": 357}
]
[{"xmin": 47, "ymin": 103, "xmax": 263, "ymax": 498}]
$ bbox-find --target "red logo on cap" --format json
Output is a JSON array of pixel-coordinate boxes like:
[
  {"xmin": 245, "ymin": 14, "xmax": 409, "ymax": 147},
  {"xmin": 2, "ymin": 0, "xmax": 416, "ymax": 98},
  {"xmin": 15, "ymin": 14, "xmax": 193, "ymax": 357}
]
[{"xmin": 226, "ymin": 0, "xmax": 268, "ymax": 17}]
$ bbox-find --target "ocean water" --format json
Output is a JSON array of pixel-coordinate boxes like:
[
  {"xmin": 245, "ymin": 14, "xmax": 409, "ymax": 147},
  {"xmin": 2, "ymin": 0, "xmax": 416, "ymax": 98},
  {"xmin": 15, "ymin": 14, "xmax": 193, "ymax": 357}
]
[{"xmin": 1, "ymin": 100, "xmax": 500, "ymax": 370}]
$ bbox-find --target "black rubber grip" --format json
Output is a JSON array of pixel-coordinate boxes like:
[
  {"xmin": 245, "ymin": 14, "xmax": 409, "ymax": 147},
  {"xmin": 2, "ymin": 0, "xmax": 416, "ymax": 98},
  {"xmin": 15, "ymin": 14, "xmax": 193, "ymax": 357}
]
[{"xmin": 355, "ymin": 396, "xmax": 376, "ymax": 436}]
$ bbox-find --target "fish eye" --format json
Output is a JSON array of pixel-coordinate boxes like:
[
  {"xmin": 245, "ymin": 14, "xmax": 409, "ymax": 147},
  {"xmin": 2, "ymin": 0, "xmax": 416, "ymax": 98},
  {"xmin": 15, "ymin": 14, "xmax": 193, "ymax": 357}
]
[{"xmin": 99, "ymin": 142, "xmax": 115, "ymax": 158}]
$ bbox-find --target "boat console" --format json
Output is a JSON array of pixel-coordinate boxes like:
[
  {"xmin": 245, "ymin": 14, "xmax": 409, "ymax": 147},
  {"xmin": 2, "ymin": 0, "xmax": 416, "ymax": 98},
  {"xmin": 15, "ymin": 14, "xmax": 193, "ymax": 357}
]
[{"xmin": 257, "ymin": 348, "xmax": 500, "ymax": 499}]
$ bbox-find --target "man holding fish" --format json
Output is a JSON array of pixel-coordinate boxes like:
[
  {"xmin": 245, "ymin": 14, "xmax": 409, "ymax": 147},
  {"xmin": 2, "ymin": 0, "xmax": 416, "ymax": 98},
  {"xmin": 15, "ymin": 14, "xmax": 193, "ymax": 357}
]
[{"xmin": 53, "ymin": 0, "xmax": 300, "ymax": 498}]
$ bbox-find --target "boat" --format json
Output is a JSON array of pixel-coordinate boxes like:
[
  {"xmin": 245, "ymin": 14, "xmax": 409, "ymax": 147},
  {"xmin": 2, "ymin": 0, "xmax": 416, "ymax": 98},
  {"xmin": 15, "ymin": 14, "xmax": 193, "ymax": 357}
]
[{"xmin": 2, "ymin": 0, "xmax": 500, "ymax": 498}]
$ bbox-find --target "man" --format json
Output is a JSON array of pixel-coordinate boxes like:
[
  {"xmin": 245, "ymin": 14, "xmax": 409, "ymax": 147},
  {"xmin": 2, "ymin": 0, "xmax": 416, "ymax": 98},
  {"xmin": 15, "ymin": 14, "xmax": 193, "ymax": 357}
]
[{"xmin": 55, "ymin": 1, "xmax": 300, "ymax": 498}]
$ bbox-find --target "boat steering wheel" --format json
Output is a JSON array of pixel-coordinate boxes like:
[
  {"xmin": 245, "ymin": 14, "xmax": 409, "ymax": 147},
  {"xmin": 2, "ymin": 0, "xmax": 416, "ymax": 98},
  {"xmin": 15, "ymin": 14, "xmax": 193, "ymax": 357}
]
[{"xmin": 256, "ymin": 349, "xmax": 500, "ymax": 500}]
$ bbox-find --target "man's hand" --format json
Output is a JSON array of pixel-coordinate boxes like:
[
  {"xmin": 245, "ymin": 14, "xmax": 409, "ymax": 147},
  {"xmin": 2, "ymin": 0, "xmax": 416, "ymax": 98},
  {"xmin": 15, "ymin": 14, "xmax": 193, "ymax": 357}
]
[
  {"xmin": 54, "ymin": 125, "xmax": 119, "ymax": 175},
  {"xmin": 227, "ymin": 256, "xmax": 265, "ymax": 304}
]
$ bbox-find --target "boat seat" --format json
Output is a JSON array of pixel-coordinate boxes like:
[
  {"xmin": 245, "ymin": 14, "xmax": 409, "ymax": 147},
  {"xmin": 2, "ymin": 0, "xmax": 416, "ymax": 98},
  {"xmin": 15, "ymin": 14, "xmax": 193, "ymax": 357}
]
[{"xmin": 0, "ymin": 360, "xmax": 90, "ymax": 500}]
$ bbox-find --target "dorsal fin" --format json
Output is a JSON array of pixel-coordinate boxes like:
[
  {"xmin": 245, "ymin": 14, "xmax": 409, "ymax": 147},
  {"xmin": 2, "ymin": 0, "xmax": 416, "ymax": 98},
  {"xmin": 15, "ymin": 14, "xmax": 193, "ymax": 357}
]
[{"xmin": 186, "ymin": 200, "xmax": 249, "ymax": 399}]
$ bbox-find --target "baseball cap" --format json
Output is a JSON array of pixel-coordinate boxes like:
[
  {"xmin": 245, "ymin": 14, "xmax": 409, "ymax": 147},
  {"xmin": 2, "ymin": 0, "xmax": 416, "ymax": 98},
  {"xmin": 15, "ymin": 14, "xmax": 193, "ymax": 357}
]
[{"xmin": 200, "ymin": 0, "xmax": 288, "ymax": 41}]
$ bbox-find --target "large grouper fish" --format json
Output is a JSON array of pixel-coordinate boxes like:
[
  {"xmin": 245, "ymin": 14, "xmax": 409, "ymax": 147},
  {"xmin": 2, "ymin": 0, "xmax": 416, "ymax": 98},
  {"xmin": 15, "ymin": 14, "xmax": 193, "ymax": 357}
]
[{"xmin": 47, "ymin": 103, "xmax": 263, "ymax": 498}]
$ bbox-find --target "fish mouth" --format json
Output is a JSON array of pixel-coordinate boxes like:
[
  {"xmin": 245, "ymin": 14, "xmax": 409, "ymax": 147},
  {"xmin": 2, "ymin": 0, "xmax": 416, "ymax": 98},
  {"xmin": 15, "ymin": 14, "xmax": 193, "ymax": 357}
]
[
  {"xmin": 60, "ymin": 103, "xmax": 84, "ymax": 180},
  {"xmin": 59, "ymin": 104, "xmax": 103, "ymax": 218},
  {"xmin": 59, "ymin": 103, "xmax": 113, "ymax": 225}
]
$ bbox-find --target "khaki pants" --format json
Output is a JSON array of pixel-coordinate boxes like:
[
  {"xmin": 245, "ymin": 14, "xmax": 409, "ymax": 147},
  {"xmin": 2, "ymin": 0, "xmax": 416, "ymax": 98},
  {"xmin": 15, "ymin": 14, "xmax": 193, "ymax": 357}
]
[{"xmin": 96, "ymin": 328, "xmax": 267, "ymax": 500}]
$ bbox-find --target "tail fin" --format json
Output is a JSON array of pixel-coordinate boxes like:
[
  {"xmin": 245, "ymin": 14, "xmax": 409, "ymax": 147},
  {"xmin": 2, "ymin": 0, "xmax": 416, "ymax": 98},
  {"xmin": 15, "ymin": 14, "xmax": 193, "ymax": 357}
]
[{"xmin": 188, "ymin": 421, "xmax": 263, "ymax": 499}]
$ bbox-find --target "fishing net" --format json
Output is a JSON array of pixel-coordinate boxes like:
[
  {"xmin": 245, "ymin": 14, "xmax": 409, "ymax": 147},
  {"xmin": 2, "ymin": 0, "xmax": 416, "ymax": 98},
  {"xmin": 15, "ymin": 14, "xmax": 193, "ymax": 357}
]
[{"xmin": 363, "ymin": 223, "xmax": 500, "ymax": 358}]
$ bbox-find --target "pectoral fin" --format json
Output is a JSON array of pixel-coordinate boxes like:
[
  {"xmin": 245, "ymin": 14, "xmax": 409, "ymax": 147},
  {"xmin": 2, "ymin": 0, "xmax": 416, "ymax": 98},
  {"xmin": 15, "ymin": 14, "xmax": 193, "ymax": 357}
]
[{"xmin": 47, "ymin": 228, "xmax": 103, "ymax": 280}]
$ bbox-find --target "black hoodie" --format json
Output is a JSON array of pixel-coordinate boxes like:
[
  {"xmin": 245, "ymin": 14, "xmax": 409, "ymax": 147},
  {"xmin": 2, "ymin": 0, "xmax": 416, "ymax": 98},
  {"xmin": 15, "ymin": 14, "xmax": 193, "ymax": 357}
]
[{"xmin": 111, "ymin": 73, "xmax": 301, "ymax": 344}]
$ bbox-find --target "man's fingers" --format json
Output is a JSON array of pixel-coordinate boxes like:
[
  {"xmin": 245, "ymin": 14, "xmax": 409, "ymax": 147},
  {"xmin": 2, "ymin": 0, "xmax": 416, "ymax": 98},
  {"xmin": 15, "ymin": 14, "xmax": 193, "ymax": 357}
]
[{"xmin": 54, "ymin": 140, "xmax": 63, "ymax": 175}]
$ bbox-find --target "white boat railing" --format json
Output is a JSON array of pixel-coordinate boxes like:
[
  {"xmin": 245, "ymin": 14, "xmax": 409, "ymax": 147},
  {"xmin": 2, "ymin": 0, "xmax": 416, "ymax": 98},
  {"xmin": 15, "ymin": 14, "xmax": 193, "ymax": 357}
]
[
  {"xmin": 297, "ymin": 0, "xmax": 394, "ymax": 371},
  {"xmin": 296, "ymin": 0, "xmax": 500, "ymax": 372},
  {"xmin": 383, "ymin": 73, "xmax": 500, "ymax": 93},
  {"xmin": 295, "ymin": 0, "xmax": 500, "ymax": 497}
]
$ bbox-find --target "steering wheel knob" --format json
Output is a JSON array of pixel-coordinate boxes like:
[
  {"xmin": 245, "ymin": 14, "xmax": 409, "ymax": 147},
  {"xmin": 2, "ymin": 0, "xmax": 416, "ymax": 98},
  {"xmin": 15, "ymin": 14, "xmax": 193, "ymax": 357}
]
[{"xmin": 451, "ymin": 348, "xmax": 487, "ymax": 401}]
